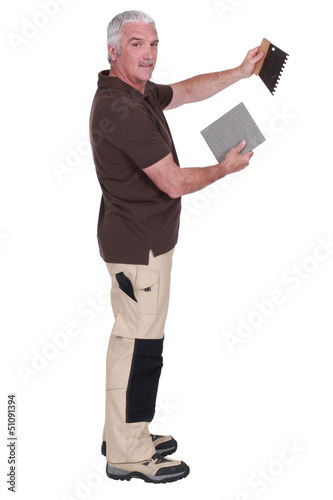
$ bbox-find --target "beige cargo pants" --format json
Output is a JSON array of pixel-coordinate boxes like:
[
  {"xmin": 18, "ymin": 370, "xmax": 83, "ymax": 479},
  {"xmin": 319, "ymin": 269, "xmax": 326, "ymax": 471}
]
[{"xmin": 102, "ymin": 248, "xmax": 174, "ymax": 464}]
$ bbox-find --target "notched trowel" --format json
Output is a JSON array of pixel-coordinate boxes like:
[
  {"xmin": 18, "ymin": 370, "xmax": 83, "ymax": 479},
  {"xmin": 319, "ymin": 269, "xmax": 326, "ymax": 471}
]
[{"xmin": 253, "ymin": 38, "xmax": 289, "ymax": 95}]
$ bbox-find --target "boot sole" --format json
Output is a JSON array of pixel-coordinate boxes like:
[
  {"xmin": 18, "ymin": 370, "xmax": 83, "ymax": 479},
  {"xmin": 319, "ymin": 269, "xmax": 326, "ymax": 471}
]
[{"xmin": 106, "ymin": 463, "xmax": 190, "ymax": 484}]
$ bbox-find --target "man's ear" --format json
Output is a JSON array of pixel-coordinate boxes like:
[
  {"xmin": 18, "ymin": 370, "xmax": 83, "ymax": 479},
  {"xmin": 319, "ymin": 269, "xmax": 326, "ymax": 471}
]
[{"xmin": 108, "ymin": 44, "xmax": 118, "ymax": 64}]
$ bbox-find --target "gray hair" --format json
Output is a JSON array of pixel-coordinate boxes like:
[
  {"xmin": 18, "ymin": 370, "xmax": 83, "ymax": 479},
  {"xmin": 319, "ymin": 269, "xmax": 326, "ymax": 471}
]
[{"xmin": 106, "ymin": 10, "xmax": 156, "ymax": 64}]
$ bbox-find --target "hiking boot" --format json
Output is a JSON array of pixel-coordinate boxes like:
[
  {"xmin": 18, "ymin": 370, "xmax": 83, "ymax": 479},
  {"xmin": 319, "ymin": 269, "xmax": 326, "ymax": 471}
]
[
  {"xmin": 101, "ymin": 434, "xmax": 177, "ymax": 458},
  {"xmin": 106, "ymin": 453, "xmax": 190, "ymax": 483}
]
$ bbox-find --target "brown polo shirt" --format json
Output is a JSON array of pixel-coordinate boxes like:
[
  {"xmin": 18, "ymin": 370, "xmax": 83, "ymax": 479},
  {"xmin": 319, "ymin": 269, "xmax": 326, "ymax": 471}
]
[{"xmin": 89, "ymin": 70, "xmax": 181, "ymax": 265}]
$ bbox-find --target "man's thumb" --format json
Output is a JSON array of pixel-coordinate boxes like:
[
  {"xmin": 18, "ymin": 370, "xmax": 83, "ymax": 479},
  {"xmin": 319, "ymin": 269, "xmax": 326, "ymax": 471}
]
[{"xmin": 235, "ymin": 140, "xmax": 246, "ymax": 152}]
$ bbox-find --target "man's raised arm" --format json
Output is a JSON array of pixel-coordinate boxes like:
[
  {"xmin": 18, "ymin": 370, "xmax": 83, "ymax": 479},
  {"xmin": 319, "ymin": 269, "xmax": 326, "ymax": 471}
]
[{"xmin": 164, "ymin": 47, "xmax": 264, "ymax": 110}]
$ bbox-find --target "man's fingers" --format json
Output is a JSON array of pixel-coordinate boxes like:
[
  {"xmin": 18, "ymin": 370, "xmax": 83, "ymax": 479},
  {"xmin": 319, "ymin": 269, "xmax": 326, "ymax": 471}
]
[
  {"xmin": 248, "ymin": 46, "xmax": 260, "ymax": 57},
  {"xmin": 252, "ymin": 50, "xmax": 264, "ymax": 63},
  {"xmin": 233, "ymin": 142, "xmax": 254, "ymax": 161},
  {"xmin": 246, "ymin": 48, "xmax": 264, "ymax": 63},
  {"xmin": 222, "ymin": 141, "xmax": 254, "ymax": 174},
  {"xmin": 233, "ymin": 141, "xmax": 254, "ymax": 157}
]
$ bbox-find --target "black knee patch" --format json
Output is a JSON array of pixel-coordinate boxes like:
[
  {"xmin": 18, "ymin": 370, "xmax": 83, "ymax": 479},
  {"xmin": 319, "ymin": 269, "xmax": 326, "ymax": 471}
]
[{"xmin": 126, "ymin": 338, "xmax": 164, "ymax": 423}]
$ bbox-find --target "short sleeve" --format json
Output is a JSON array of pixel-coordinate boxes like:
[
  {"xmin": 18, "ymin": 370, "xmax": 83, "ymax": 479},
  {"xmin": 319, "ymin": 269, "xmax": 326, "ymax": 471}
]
[
  {"xmin": 105, "ymin": 93, "xmax": 171, "ymax": 169},
  {"xmin": 149, "ymin": 82, "xmax": 173, "ymax": 110}
]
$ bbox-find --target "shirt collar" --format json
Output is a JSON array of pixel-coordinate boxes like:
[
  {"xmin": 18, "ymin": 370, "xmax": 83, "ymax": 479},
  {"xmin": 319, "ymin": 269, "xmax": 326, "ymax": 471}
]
[{"xmin": 97, "ymin": 70, "xmax": 149, "ymax": 101}]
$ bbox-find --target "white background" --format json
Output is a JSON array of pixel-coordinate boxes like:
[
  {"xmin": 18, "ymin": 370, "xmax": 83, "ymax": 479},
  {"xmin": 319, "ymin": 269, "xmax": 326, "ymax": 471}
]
[{"xmin": 1, "ymin": 0, "xmax": 333, "ymax": 499}]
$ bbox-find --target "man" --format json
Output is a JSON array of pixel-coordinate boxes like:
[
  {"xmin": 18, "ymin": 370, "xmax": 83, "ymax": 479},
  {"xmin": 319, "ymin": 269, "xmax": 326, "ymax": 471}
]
[{"xmin": 89, "ymin": 10, "xmax": 263, "ymax": 484}]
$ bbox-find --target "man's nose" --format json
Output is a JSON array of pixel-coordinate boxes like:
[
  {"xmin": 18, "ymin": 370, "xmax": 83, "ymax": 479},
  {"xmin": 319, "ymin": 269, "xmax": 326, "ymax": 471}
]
[{"xmin": 143, "ymin": 44, "xmax": 153, "ymax": 59}]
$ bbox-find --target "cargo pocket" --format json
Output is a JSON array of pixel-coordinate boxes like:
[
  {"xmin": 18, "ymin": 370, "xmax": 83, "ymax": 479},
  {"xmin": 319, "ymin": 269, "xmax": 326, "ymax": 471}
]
[
  {"xmin": 115, "ymin": 272, "xmax": 137, "ymax": 303},
  {"xmin": 136, "ymin": 269, "xmax": 159, "ymax": 314},
  {"xmin": 126, "ymin": 338, "xmax": 164, "ymax": 423},
  {"xmin": 112, "ymin": 271, "xmax": 138, "ymax": 339}
]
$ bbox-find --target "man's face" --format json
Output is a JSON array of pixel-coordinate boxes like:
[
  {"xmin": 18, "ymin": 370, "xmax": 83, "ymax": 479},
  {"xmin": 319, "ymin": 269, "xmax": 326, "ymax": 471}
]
[{"xmin": 110, "ymin": 22, "xmax": 159, "ymax": 90}]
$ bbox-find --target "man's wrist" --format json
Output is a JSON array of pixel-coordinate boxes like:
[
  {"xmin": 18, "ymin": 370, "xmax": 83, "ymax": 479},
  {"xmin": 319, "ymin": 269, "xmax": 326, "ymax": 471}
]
[
  {"xmin": 232, "ymin": 65, "xmax": 246, "ymax": 81},
  {"xmin": 217, "ymin": 161, "xmax": 228, "ymax": 179}
]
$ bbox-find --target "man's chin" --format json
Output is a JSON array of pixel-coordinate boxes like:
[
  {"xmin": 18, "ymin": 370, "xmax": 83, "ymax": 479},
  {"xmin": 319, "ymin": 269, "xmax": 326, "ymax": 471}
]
[{"xmin": 139, "ymin": 65, "xmax": 154, "ymax": 76}]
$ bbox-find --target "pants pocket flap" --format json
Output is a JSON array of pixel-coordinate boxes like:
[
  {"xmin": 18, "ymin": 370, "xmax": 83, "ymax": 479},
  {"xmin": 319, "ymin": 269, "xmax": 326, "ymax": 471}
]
[{"xmin": 136, "ymin": 270, "xmax": 159, "ymax": 289}]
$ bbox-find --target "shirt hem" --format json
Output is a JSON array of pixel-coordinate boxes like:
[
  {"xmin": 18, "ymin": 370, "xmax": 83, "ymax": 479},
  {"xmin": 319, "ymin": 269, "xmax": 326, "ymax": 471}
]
[{"xmin": 99, "ymin": 241, "xmax": 178, "ymax": 265}]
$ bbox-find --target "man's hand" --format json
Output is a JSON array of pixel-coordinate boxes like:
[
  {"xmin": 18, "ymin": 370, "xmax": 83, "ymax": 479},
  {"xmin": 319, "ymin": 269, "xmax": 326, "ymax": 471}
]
[
  {"xmin": 220, "ymin": 140, "xmax": 254, "ymax": 175},
  {"xmin": 237, "ymin": 47, "xmax": 264, "ymax": 79}
]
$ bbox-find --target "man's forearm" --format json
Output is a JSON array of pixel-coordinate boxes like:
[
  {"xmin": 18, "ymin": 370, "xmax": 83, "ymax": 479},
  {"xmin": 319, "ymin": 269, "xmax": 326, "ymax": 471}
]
[
  {"xmin": 176, "ymin": 67, "xmax": 243, "ymax": 105},
  {"xmin": 171, "ymin": 140, "xmax": 247, "ymax": 197},
  {"xmin": 171, "ymin": 163, "xmax": 225, "ymax": 197},
  {"xmin": 144, "ymin": 153, "xmax": 226, "ymax": 199},
  {"xmin": 143, "ymin": 142, "xmax": 253, "ymax": 199}
]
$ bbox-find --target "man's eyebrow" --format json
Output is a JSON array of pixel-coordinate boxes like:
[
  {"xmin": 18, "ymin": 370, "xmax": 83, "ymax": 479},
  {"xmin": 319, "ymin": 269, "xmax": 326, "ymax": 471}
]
[{"xmin": 128, "ymin": 37, "xmax": 159, "ymax": 43}]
